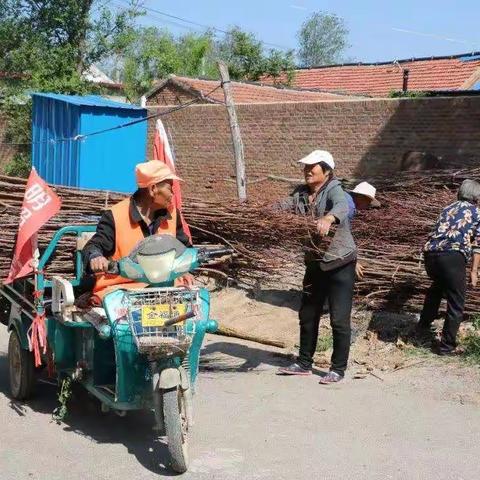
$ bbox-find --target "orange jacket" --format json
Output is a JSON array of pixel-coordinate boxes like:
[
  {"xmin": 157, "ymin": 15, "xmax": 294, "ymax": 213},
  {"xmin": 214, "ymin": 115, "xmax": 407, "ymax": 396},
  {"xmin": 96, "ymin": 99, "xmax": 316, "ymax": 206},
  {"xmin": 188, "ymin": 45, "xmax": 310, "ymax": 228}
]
[{"xmin": 93, "ymin": 197, "xmax": 177, "ymax": 299}]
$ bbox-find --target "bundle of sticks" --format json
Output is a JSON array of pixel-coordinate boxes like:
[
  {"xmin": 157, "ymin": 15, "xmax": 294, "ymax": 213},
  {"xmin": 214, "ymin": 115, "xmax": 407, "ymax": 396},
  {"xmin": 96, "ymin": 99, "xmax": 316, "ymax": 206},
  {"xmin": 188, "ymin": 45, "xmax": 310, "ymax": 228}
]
[
  {"xmin": 350, "ymin": 167, "xmax": 480, "ymax": 313},
  {"xmin": 2, "ymin": 166, "xmax": 480, "ymax": 314},
  {"xmin": 0, "ymin": 175, "xmax": 317, "ymax": 282}
]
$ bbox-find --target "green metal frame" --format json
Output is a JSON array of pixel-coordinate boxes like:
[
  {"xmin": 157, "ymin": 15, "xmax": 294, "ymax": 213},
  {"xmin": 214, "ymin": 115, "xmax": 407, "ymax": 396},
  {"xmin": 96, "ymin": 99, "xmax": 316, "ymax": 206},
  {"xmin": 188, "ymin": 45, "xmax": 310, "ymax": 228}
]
[
  {"xmin": 37, "ymin": 225, "xmax": 97, "ymax": 291},
  {"xmin": 26, "ymin": 224, "xmax": 217, "ymax": 411}
]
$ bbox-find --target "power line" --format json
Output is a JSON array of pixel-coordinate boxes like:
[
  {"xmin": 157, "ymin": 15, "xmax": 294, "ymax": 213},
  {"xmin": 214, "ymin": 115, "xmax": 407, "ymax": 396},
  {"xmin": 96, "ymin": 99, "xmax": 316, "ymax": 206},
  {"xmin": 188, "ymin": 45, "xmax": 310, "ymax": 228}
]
[
  {"xmin": 391, "ymin": 28, "xmax": 479, "ymax": 51},
  {"xmin": 0, "ymin": 85, "xmax": 223, "ymax": 147},
  {"xmin": 114, "ymin": 0, "xmax": 293, "ymax": 51},
  {"xmin": 111, "ymin": 1, "xmax": 201, "ymax": 33}
]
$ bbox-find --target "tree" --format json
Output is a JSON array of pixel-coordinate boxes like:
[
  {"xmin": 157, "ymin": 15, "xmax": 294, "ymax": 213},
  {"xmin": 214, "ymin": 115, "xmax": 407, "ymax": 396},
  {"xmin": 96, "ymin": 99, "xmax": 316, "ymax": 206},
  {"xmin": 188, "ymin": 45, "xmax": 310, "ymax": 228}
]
[
  {"xmin": 0, "ymin": 0, "xmax": 141, "ymax": 91},
  {"xmin": 0, "ymin": 0, "xmax": 141, "ymax": 176},
  {"xmin": 120, "ymin": 28, "xmax": 216, "ymax": 100},
  {"xmin": 119, "ymin": 25, "xmax": 296, "ymax": 101},
  {"xmin": 297, "ymin": 12, "xmax": 349, "ymax": 67},
  {"xmin": 216, "ymin": 27, "xmax": 295, "ymax": 83}
]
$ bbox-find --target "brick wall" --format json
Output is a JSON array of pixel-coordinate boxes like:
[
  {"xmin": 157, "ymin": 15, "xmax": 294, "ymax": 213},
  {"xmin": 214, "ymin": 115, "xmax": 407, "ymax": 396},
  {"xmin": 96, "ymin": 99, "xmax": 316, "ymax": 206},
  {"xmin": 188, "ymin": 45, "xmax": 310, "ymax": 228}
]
[
  {"xmin": 147, "ymin": 97, "xmax": 480, "ymax": 201},
  {"xmin": 0, "ymin": 114, "xmax": 19, "ymax": 173},
  {"xmin": 147, "ymin": 84, "xmax": 208, "ymax": 106}
]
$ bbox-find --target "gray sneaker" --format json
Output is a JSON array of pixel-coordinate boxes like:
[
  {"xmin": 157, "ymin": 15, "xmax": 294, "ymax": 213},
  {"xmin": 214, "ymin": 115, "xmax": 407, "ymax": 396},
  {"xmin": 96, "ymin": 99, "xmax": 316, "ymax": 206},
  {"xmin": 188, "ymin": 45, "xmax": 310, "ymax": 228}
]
[
  {"xmin": 277, "ymin": 363, "xmax": 312, "ymax": 376},
  {"xmin": 319, "ymin": 371, "xmax": 343, "ymax": 384}
]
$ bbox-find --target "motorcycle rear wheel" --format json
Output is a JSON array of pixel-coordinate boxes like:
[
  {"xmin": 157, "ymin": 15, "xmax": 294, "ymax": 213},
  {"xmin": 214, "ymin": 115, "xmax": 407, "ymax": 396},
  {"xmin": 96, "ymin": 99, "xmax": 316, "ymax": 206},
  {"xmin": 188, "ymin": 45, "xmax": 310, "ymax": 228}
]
[{"xmin": 8, "ymin": 330, "xmax": 35, "ymax": 400}]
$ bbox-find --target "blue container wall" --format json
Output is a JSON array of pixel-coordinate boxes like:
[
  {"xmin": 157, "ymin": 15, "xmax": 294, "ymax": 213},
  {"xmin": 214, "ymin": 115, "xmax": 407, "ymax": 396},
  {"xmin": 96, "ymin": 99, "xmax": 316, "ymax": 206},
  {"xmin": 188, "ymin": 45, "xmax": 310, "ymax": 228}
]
[
  {"xmin": 78, "ymin": 107, "xmax": 147, "ymax": 193},
  {"xmin": 32, "ymin": 97, "xmax": 80, "ymax": 186},
  {"xmin": 31, "ymin": 95, "xmax": 147, "ymax": 192}
]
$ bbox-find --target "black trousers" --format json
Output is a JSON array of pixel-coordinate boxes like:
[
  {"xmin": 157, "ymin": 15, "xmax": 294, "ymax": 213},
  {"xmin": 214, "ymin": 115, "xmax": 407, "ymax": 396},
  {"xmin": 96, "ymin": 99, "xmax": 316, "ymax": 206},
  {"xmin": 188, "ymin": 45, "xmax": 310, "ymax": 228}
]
[
  {"xmin": 298, "ymin": 260, "xmax": 356, "ymax": 375},
  {"xmin": 419, "ymin": 251, "xmax": 467, "ymax": 348}
]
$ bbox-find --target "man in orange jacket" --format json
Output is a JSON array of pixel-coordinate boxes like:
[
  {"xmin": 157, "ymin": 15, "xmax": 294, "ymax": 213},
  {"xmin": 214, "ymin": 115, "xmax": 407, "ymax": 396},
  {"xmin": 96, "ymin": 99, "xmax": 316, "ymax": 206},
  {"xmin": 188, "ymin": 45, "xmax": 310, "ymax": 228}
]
[{"xmin": 82, "ymin": 160, "xmax": 193, "ymax": 299}]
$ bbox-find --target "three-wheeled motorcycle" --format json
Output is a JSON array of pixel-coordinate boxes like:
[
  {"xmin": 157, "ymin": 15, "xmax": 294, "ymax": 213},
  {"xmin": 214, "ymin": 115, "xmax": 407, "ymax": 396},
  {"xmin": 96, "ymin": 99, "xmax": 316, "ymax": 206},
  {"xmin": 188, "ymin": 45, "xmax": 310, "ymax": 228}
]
[{"xmin": 0, "ymin": 225, "xmax": 229, "ymax": 473}]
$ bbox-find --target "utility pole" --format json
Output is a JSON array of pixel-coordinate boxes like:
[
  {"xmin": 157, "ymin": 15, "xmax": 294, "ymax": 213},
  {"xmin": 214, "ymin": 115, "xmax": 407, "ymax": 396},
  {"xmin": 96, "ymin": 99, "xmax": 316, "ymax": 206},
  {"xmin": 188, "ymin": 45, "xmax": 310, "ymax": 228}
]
[{"xmin": 217, "ymin": 61, "xmax": 247, "ymax": 202}]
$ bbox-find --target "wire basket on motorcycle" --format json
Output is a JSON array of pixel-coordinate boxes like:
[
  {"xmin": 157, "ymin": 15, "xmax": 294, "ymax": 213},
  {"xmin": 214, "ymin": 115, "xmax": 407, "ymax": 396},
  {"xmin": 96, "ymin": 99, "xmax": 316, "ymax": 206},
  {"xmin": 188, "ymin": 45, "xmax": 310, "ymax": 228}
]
[{"xmin": 123, "ymin": 287, "xmax": 200, "ymax": 357}]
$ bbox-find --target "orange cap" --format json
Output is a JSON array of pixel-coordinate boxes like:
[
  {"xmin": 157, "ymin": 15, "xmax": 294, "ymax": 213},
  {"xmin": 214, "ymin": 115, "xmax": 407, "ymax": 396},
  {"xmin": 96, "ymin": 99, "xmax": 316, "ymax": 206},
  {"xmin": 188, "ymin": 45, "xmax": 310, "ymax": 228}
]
[{"xmin": 135, "ymin": 160, "xmax": 181, "ymax": 188}]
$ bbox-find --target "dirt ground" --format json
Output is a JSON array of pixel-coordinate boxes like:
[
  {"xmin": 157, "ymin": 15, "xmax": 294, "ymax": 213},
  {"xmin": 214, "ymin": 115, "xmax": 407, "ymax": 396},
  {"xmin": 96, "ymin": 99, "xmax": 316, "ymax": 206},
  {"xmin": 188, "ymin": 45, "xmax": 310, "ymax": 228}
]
[
  {"xmin": 1, "ymin": 328, "xmax": 480, "ymax": 480},
  {"xmin": 1, "ymin": 285, "xmax": 480, "ymax": 479},
  {"xmin": 210, "ymin": 285, "xmax": 479, "ymax": 379}
]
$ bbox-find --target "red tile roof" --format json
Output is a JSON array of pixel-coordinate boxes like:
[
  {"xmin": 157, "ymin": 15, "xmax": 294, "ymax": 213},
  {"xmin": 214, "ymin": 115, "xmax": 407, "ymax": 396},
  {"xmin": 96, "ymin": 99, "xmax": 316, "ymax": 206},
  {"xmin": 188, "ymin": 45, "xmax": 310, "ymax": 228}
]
[
  {"xmin": 262, "ymin": 53, "xmax": 480, "ymax": 97},
  {"xmin": 146, "ymin": 75, "xmax": 359, "ymax": 104}
]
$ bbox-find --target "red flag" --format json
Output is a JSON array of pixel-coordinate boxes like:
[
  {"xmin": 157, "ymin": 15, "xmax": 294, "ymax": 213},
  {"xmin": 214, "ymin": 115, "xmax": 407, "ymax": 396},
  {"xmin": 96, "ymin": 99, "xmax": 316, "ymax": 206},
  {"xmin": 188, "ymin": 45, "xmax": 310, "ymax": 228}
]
[
  {"xmin": 4, "ymin": 168, "xmax": 61, "ymax": 284},
  {"xmin": 153, "ymin": 119, "xmax": 192, "ymax": 243}
]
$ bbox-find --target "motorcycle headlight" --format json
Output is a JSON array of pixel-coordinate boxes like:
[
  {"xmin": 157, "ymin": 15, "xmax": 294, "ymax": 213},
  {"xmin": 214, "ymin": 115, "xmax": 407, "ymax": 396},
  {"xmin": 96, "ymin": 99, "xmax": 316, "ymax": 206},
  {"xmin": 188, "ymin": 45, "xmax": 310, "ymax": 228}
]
[{"xmin": 136, "ymin": 249, "xmax": 176, "ymax": 283}]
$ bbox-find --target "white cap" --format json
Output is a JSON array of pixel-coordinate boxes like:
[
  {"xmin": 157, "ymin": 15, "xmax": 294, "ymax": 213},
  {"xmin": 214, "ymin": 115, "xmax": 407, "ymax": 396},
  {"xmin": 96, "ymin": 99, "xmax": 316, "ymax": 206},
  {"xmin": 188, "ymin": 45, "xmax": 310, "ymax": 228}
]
[
  {"xmin": 298, "ymin": 150, "xmax": 335, "ymax": 169},
  {"xmin": 350, "ymin": 181, "xmax": 380, "ymax": 207}
]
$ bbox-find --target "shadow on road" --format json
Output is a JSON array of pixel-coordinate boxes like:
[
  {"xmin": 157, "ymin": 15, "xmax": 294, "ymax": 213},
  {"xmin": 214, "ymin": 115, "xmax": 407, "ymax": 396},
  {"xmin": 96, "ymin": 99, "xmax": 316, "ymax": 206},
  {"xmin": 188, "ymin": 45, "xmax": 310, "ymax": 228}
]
[
  {"xmin": 368, "ymin": 311, "xmax": 418, "ymax": 343},
  {"xmin": 246, "ymin": 288, "xmax": 301, "ymax": 312},
  {"xmin": 200, "ymin": 341, "xmax": 291, "ymax": 372},
  {"xmin": 0, "ymin": 353, "xmax": 181, "ymax": 476}
]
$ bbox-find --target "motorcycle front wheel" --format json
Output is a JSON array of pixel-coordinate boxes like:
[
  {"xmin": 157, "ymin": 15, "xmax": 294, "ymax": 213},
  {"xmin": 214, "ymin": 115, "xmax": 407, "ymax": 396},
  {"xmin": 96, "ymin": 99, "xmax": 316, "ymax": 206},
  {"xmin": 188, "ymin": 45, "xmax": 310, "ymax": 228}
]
[{"xmin": 162, "ymin": 386, "xmax": 189, "ymax": 473}]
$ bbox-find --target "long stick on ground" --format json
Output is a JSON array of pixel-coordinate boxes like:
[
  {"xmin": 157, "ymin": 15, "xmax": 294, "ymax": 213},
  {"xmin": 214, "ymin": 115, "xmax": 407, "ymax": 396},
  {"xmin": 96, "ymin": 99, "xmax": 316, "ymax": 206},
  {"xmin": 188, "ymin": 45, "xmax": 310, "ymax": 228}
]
[
  {"xmin": 218, "ymin": 61, "xmax": 247, "ymax": 203},
  {"xmin": 216, "ymin": 324, "xmax": 287, "ymax": 349}
]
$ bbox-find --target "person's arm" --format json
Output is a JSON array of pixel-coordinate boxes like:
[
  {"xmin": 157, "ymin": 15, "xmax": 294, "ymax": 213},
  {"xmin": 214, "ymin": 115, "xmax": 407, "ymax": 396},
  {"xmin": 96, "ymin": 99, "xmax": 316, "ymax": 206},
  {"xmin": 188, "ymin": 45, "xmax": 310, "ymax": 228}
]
[
  {"xmin": 82, "ymin": 210, "xmax": 116, "ymax": 273},
  {"xmin": 327, "ymin": 184, "xmax": 349, "ymax": 223},
  {"xmin": 317, "ymin": 184, "xmax": 349, "ymax": 236},
  {"xmin": 471, "ymin": 252, "xmax": 480, "ymax": 287},
  {"xmin": 470, "ymin": 218, "xmax": 480, "ymax": 287}
]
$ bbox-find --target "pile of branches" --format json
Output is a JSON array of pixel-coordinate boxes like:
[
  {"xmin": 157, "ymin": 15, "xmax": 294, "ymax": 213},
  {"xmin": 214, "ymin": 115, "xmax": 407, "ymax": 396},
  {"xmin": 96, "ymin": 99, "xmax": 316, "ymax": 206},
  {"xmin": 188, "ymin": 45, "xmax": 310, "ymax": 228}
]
[
  {"xmin": 0, "ymin": 176, "xmax": 129, "ymax": 277},
  {"xmin": 2, "ymin": 166, "xmax": 480, "ymax": 314},
  {"xmin": 351, "ymin": 167, "xmax": 480, "ymax": 313},
  {"xmin": 0, "ymin": 175, "xmax": 318, "ymax": 282}
]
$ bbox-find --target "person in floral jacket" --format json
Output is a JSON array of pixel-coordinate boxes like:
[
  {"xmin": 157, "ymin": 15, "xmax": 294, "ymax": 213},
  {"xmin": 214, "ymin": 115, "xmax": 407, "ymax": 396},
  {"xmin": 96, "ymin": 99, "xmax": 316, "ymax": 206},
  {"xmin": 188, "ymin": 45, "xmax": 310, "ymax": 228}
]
[{"xmin": 418, "ymin": 179, "xmax": 480, "ymax": 354}]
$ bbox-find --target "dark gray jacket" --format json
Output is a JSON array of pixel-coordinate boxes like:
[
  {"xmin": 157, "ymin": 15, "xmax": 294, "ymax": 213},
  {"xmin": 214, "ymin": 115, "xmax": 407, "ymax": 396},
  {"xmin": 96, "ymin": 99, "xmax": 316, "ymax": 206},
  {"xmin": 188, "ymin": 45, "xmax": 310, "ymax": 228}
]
[{"xmin": 281, "ymin": 179, "xmax": 357, "ymax": 270}]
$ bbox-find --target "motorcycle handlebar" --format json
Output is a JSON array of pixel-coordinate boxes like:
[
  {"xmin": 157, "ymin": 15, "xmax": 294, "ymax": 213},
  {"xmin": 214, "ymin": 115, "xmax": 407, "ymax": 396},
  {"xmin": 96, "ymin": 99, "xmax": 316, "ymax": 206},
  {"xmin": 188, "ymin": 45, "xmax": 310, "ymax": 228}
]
[
  {"xmin": 197, "ymin": 247, "xmax": 234, "ymax": 263},
  {"xmin": 106, "ymin": 247, "xmax": 234, "ymax": 274},
  {"xmin": 203, "ymin": 247, "xmax": 234, "ymax": 258},
  {"xmin": 106, "ymin": 261, "xmax": 119, "ymax": 274}
]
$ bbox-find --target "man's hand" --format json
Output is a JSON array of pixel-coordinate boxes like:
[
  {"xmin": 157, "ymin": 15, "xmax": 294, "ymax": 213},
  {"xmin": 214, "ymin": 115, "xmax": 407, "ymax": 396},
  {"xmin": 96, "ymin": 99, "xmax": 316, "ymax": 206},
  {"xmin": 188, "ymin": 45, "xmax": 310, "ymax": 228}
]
[
  {"xmin": 90, "ymin": 256, "xmax": 109, "ymax": 273},
  {"xmin": 355, "ymin": 262, "xmax": 365, "ymax": 279},
  {"xmin": 177, "ymin": 273, "xmax": 195, "ymax": 288},
  {"xmin": 316, "ymin": 215, "xmax": 334, "ymax": 237},
  {"xmin": 471, "ymin": 270, "xmax": 478, "ymax": 287}
]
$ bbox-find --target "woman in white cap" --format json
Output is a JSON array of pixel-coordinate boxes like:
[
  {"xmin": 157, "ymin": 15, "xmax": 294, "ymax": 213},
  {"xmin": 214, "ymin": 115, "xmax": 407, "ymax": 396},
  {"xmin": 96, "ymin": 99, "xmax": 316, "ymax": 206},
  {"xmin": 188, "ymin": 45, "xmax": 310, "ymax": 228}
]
[
  {"xmin": 278, "ymin": 150, "xmax": 357, "ymax": 384},
  {"xmin": 346, "ymin": 182, "xmax": 380, "ymax": 220},
  {"xmin": 346, "ymin": 182, "xmax": 380, "ymax": 278}
]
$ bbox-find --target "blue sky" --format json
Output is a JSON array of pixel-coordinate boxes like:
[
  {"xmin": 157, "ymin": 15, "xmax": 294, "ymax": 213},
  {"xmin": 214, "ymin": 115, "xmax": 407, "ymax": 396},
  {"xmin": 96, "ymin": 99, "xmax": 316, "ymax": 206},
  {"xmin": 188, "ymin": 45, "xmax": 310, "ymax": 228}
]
[{"xmin": 130, "ymin": 0, "xmax": 480, "ymax": 63}]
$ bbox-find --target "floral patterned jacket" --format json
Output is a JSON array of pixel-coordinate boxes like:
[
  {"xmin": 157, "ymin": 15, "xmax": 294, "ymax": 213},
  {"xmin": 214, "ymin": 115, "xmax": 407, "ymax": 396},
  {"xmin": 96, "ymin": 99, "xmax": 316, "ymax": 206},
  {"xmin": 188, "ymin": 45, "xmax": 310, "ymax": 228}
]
[{"xmin": 424, "ymin": 201, "xmax": 480, "ymax": 260}]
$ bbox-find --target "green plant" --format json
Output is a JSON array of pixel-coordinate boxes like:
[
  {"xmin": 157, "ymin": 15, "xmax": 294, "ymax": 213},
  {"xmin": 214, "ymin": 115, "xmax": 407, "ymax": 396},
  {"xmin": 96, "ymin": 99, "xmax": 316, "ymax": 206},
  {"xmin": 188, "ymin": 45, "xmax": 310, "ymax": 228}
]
[
  {"xmin": 52, "ymin": 376, "xmax": 73, "ymax": 423},
  {"xmin": 4, "ymin": 153, "xmax": 31, "ymax": 177},
  {"xmin": 388, "ymin": 90, "xmax": 432, "ymax": 98},
  {"xmin": 316, "ymin": 333, "xmax": 333, "ymax": 352},
  {"xmin": 462, "ymin": 315, "xmax": 480, "ymax": 364}
]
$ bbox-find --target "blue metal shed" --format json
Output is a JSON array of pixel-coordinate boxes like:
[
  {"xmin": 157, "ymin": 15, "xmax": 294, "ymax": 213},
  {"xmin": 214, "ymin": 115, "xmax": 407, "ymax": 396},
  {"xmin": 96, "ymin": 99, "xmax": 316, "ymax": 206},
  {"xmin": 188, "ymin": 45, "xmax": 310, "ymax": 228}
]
[{"xmin": 31, "ymin": 93, "xmax": 147, "ymax": 193}]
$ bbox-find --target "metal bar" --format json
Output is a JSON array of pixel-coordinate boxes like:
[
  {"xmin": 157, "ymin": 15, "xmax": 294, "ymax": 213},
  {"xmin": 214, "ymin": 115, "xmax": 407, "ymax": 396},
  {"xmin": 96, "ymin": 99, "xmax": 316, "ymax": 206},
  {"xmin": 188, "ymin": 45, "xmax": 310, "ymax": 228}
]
[
  {"xmin": 2, "ymin": 284, "xmax": 35, "ymax": 309},
  {"xmin": 0, "ymin": 288, "xmax": 35, "ymax": 321},
  {"xmin": 38, "ymin": 225, "xmax": 97, "ymax": 270}
]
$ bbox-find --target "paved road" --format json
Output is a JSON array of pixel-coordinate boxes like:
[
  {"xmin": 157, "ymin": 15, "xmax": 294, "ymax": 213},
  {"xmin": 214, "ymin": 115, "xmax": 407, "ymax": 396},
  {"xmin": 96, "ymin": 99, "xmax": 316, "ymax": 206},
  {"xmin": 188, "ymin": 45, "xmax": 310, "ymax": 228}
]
[{"xmin": 1, "ymin": 326, "xmax": 479, "ymax": 480}]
